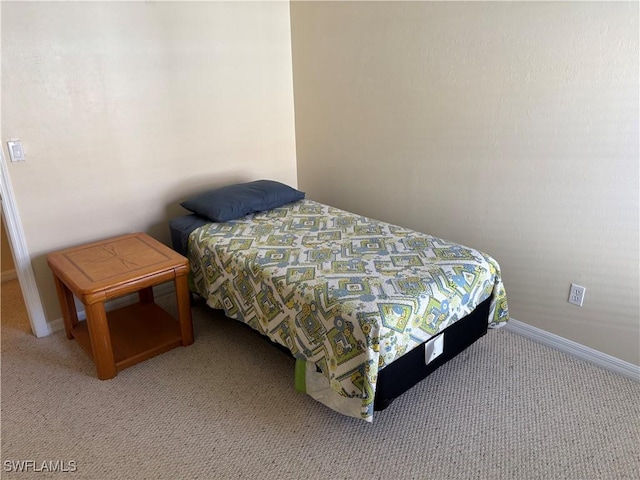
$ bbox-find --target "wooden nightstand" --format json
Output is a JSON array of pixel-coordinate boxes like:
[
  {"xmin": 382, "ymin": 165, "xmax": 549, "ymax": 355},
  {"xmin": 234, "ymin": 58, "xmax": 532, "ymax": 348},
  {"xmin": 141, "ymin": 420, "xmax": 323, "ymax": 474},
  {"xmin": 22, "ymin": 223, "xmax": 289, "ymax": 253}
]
[{"xmin": 47, "ymin": 232, "xmax": 194, "ymax": 379}]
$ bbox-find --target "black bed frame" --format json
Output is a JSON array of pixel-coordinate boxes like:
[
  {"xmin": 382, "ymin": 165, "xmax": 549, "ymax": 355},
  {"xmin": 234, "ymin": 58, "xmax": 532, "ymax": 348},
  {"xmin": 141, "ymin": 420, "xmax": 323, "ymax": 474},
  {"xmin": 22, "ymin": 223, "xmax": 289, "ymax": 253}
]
[{"xmin": 374, "ymin": 296, "xmax": 490, "ymax": 410}]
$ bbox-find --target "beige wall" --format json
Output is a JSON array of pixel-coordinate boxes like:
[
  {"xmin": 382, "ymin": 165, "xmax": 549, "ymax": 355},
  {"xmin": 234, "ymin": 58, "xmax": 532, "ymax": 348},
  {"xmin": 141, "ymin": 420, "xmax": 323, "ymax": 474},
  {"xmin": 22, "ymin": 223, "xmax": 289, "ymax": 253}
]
[
  {"xmin": 291, "ymin": 2, "xmax": 639, "ymax": 364},
  {"xmin": 2, "ymin": 2, "xmax": 297, "ymax": 323}
]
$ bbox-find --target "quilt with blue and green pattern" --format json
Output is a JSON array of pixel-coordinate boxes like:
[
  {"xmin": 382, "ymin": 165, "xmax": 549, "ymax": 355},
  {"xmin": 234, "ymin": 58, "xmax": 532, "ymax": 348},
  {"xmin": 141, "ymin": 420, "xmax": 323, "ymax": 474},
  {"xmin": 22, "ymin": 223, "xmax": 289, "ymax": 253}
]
[{"xmin": 187, "ymin": 199, "xmax": 508, "ymax": 421}]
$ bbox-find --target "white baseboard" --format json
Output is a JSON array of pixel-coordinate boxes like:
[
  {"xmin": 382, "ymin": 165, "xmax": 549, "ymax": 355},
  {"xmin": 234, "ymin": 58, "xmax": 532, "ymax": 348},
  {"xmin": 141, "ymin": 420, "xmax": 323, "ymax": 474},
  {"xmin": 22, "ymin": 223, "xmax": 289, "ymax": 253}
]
[
  {"xmin": 1, "ymin": 269, "xmax": 17, "ymax": 282},
  {"xmin": 504, "ymin": 318, "xmax": 640, "ymax": 382},
  {"xmin": 46, "ymin": 282, "xmax": 177, "ymax": 335}
]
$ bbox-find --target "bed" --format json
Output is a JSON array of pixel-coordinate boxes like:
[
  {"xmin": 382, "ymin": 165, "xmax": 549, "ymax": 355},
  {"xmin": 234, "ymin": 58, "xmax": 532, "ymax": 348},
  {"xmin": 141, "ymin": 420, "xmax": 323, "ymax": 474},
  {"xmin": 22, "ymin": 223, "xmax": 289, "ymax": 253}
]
[{"xmin": 170, "ymin": 180, "xmax": 509, "ymax": 422}]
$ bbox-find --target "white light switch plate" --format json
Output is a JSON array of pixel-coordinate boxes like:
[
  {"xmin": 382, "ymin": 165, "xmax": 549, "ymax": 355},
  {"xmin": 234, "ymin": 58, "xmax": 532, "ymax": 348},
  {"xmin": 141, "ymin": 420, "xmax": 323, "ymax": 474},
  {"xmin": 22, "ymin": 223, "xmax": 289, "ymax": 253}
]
[{"xmin": 7, "ymin": 140, "xmax": 25, "ymax": 162}]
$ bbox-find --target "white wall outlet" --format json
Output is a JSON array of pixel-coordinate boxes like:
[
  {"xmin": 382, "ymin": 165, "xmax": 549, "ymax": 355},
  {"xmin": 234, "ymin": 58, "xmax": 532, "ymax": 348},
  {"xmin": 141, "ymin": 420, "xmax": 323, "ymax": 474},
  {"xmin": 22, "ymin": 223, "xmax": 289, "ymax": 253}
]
[
  {"xmin": 7, "ymin": 140, "xmax": 25, "ymax": 162},
  {"xmin": 568, "ymin": 283, "xmax": 586, "ymax": 307}
]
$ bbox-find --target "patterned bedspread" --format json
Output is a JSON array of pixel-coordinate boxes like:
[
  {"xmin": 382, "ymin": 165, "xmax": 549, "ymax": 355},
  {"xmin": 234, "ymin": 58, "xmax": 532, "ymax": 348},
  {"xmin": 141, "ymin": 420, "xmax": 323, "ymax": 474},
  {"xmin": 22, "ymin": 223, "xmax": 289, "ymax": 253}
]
[{"xmin": 187, "ymin": 199, "xmax": 508, "ymax": 421}]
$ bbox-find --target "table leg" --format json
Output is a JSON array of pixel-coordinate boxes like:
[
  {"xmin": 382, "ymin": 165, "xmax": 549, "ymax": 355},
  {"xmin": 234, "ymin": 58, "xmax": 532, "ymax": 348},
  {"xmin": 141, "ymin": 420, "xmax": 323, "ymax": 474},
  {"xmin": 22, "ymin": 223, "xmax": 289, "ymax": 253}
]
[
  {"xmin": 85, "ymin": 302, "xmax": 117, "ymax": 380},
  {"xmin": 52, "ymin": 275, "xmax": 78, "ymax": 340},
  {"xmin": 175, "ymin": 273, "xmax": 194, "ymax": 346},
  {"xmin": 138, "ymin": 286, "xmax": 154, "ymax": 304}
]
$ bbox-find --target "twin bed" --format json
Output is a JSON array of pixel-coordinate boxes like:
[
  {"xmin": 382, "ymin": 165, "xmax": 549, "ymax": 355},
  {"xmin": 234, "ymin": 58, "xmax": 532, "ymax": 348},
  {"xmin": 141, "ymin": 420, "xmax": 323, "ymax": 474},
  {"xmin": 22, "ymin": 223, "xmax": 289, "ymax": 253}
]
[{"xmin": 170, "ymin": 180, "xmax": 508, "ymax": 422}]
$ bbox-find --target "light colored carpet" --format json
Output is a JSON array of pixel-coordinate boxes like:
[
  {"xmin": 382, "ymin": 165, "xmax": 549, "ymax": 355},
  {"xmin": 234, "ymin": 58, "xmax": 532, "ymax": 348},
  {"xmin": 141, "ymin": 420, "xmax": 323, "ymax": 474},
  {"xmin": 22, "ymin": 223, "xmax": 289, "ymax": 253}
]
[{"xmin": 1, "ymin": 278, "xmax": 639, "ymax": 480}]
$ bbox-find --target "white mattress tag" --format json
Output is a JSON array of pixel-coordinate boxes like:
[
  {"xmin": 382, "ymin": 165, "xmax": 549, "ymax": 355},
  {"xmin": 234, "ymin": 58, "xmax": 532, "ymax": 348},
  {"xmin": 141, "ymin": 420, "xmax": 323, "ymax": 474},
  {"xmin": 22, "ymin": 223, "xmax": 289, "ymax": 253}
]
[{"xmin": 425, "ymin": 333, "xmax": 444, "ymax": 365}]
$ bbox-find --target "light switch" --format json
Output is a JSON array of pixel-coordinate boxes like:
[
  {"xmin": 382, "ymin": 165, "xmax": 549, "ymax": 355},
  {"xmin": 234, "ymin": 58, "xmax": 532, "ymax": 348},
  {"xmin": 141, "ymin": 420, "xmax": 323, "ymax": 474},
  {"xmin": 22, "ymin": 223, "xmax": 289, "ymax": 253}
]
[{"xmin": 7, "ymin": 140, "xmax": 25, "ymax": 162}]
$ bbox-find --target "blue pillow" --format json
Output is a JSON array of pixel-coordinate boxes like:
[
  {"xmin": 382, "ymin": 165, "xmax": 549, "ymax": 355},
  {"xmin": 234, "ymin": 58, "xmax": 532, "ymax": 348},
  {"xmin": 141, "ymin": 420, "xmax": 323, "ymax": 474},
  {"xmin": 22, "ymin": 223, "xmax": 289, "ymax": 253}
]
[{"xmin": 180, "ymin": 180, "xmax": 305, "ymax": 222}]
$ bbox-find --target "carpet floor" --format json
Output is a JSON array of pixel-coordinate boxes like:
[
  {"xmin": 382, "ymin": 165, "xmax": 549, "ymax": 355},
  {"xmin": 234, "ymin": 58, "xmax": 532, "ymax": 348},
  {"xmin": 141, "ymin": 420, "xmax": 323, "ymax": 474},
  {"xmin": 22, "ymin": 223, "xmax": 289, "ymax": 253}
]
[{"xmin": 1, "ymin": 279, "xmax": 639, "ymax": 479}]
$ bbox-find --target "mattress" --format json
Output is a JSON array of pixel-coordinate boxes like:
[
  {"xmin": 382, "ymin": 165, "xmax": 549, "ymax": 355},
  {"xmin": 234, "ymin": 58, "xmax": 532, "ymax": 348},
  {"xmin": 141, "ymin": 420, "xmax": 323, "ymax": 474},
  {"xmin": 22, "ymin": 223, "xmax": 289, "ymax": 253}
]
[
  {"xmin": 170, "ymin": 214, "xmax": 211, "ymax": 257},
  {"xmin": 174, "ymin": 199, "xmax": 509, "ymax": 421}
]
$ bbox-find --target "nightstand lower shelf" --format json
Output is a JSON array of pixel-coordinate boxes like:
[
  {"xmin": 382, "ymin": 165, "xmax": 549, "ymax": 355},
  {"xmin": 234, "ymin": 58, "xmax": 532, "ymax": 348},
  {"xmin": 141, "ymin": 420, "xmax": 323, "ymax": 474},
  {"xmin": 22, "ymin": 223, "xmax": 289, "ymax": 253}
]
[{"xmin": 71, "ymin": 302, "xmax": 183, "ymax": 371}]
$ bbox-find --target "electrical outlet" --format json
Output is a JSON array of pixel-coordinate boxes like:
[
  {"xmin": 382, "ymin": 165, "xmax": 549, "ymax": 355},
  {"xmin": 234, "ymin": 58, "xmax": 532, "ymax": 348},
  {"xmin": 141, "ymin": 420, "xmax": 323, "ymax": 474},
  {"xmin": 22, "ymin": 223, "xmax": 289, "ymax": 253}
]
[{"xmin": 568, "ymin": 283, "xmax": 586, "ymax": 307}]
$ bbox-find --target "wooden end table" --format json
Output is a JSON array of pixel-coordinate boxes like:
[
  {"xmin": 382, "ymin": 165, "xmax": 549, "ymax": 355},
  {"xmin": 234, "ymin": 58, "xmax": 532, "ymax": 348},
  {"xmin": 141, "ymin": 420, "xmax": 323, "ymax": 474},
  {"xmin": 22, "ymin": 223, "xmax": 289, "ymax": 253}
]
[{"xmin": 47, "ymin": 232, "xmax": 194, "ymax": 379}]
